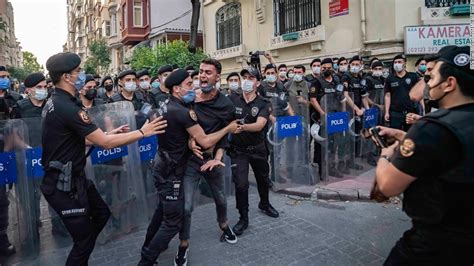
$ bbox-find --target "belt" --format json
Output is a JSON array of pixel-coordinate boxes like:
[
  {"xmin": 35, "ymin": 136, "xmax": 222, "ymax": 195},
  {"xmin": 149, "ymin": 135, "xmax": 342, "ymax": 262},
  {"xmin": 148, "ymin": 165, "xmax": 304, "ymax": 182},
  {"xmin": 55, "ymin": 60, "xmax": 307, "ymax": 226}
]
[{"xmin": 231, "ymin": 142, "xmax": 265, "ymax": 153}]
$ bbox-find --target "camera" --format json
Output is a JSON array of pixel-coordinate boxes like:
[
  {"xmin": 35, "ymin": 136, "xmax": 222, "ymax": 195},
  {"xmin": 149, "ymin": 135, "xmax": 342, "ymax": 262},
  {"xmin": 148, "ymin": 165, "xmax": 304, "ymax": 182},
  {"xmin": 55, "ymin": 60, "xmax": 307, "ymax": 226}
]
[{"xmin": 361, "ymin": 127, "xmax": 388, "ymax": 148}]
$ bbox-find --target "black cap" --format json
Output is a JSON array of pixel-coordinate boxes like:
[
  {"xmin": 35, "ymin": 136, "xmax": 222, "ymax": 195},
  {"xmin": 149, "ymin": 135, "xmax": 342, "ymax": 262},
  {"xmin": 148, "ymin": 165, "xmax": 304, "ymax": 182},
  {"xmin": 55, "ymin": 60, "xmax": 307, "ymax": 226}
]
[
  {"xmin": 172, "ymin": 64, "xmax": 179, "ymax": 70},
  {"xmin": 349, "ymin": 55, "xmax": 361, "ymax": 64},
  {"xmin": 0, "ymin": 66, "xmax": 7, "ymax": 72},
  {"xmin": 226, "ymin": 72, "xmax": 240, "ymax": 81},
  {"xmin": 321, "ymin": 58, "xmax": 333, "ymax": 65},
  {"xmin": 415, "ymin": 57, "xmax": 425, "ymax": 66},
  {"xmin": 337, "ymin": 57, "xmax": 347, "ymax": 65},
  {"xmin": 136, "ymin": 69, "xmax": 150, "ymax": 79},
  {"xmin": 435, "ymin": 46, "xmax": 472, "ymax": 74},
  {"xmin": 117, "ymin": 69, "xmax": 136, "ymax": 79},
  {"xmin": 101, "ymin": 75, "xmax": 113, "ymax": 87},
  {"xmin": 185, "ymin": 65, "xmax": 195, "ymax": 71},
  {"xmin": 393, "ymin": 54, "xmax": 406, "ymax": 62},
  {"xmin": 85, "ymin": 74, "xmax": 95, "ymax": 84},
  {"xmin": 24, "ymin": 72, "xmax": 46, "ymax": 88},
  {"xmin": 424, "ymin": 45, "xmax": 455, "ymax": 62},
  {"xmin": 310, "ymin": 58, "xmax": 321, "ymax": 66},
  {"xmin": 46, "ymin": 52, "xmax": 81, "ymax": 74},
  {"xmin": 190, "ymin": 70, "xmax": 199, "ymax": 78},
  {"xmin": 94, "ymin": 74, "xmax": 101, "ymax": 79},
  {"xmin": 263, "ymin": 64, "xmax": 276, "ymax": 72},
  {"xmin": 240, "ymin": 67, "xmax": 261, "ymax": 81},
  {"xmin": 371, "ymin": 61, "xmax": 384, "ymax": 69},
  {"xmin": 158, "ymin": 65, "xmax": 173, "ymax": 75},
  {"xmin": 164, "ymin": 69, "xmax": 189, "ymax": 89}
]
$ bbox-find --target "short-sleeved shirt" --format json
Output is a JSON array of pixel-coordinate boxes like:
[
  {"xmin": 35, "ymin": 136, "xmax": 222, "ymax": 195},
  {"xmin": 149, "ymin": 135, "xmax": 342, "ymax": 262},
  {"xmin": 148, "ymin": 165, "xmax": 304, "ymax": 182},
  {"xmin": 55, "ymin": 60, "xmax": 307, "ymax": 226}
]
[
  {"xmin": 158, "ymin": 96, "xmax": 197, "ymax": 166},
  {"xmin": 228, "ymin": 94, "xmax": 270, "ymax": 147},
  {"xmin": 42, "ymin": 88, "xmax": 98, "ymax": 174},
  {"xmin": 384, "ymin": 72, "xmax": 420, "ymax": 112},
  {"xmin": 258, "ymin": 83, "xmax": 289, "ymax": 117},
  {"xmin": 341, "ymin": 73, "xmax": 367, "ymax": 108}
]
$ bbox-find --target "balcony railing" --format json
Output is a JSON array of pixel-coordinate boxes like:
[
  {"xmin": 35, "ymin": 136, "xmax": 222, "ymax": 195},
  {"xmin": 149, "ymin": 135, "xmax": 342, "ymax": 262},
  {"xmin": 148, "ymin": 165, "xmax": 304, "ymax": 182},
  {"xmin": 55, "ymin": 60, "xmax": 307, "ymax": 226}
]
[{"xmin": 425, "ymin": 0, "xmax": 469, "ymax": 8}]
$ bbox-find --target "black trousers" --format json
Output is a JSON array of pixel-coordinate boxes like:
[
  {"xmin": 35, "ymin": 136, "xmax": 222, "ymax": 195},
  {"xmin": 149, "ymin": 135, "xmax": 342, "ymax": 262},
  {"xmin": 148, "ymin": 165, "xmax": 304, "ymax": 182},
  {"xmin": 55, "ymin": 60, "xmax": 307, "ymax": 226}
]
[
  {"xmin": 43, "ymin": 181, "xmax": 111, "ymax": 266},
  {"xmin": 141, "ymin": 181, "xmax": 184, "ymax": 263},
  {"xmin": 389, "ymin": 110, "xmax": 412, "ymax": 132},
  {"xmin": 229, "ymin": 144, "xmax": 270, "ymax": 219},
  {"xmin": 0, "ymin": 186, "xmax": 9, "ymax": 245}
]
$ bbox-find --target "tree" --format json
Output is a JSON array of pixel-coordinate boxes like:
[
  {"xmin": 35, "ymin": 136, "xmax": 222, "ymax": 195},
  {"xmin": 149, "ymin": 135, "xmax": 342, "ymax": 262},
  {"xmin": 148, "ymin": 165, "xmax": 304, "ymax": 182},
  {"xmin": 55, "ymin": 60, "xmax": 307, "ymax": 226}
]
[
  {"xmin": 22, "ymin": 51, "xmax": 43, "ymax": 73},
  {"xmin": 84, "ymin": 39, "xmax": 111, "ymax": 75},
  {"xmin": 130, "ymin": 40, "xmax": 208, "ymax": 77},
  {"xmin": 189, "ymin": 0, "xmax": 201, "ymax": 53}
]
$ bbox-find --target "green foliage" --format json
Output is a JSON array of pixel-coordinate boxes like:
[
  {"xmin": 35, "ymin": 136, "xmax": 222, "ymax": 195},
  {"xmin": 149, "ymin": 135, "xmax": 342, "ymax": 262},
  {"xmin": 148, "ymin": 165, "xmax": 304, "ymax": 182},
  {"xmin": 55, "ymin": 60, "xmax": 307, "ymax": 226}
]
[
  {"xmin": 85, "ymin": 39, "xmax": 111, "ymax": 75},
  {"xmin": 22, "ymin": 51, "xmax": 43, "ymax": 73},
  {"xmin": 130, "ymin": 40, "xmax": 208, "ymax": 77},
  {"xmin": 8, "ymin": 66, "xmax": 29, "ymax": 81}
]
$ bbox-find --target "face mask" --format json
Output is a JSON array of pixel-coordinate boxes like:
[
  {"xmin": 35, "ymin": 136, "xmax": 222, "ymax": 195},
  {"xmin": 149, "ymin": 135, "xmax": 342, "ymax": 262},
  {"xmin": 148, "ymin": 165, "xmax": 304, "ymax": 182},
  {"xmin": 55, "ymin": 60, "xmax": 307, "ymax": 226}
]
[
  {"xmin": 333, "ymin": 63, "xmax": 339, "ymax": 71},
  {"xmin": 84, "ymin": 89, "xmax": 97, "ymax": 100},
  {"xmin": 419, "ymin": 65, "xmax": 427, "ymax": 73},
  {"xmin": 192, "ymin": 80, "xmax": 200, "ymax": 89},
  {"xmin": 151, "ymin": 81, "xmax": 160, "ymax": 89},
  {"xmin": 33, "ymin": 89, "xmax": 48, "ymax": 101},
  {"xmin": 312, "ymin": 66, "xmax": 321, "ymax": 75},
  {"xmin": 104, "ymin": 84, "xmax": 114, "ymax": 91},
  {"xmin": 382, "ymin": 71, "xmax": 390, "ymax": 78},
  {"xmin": 288, "ymin": 73, "xmax": 295, "ymax": 79},
  {"xmin": 279, "ymin": 71, "xmax": 287, "ymax": 78},
  {"xmin": 428, "ymin": 79, "xmax": 448, "ymax": 104},
  {"xmin": 339, "ymin": 65, "xmax": 348, "ymax": 72},
  {"xmin": 393, "ymin": 63, "xmax": 405, "ymax": 73},
  {"xmin": 350, "ymin": 66, "xmax": 360, "ymax": 74},
  {"xmin": 423, "ymin": 74, "xmax": 431, "ymax": 83},
  {"xmin": 293, "ymin": 74, "xmax": 303, "ymax": 82},
  {"xmin": 139, "ymin": 81, "xmax": 150, "ymax": 90},
  {"xmin": 242, "ymin": 79, "xmax": 254, "ymax": 93},
  {"xmin": 322, "ymin": 70, "xmax": 332, "ymax": 78},
  {"xmin": 201, "ymin": 83, "xmax": 214, "ymax": 93},
  {"xmin": 266, "ymin": 74, "xmax": 277, "ymax": 83},
  {"xmin": 181, "ymin": 88, "xmax": 196, "ymax": 104},
  {"xmin": 123, "ymin": 81, "xmax": 137, "ymax": 92},
  {"xmin": 372, "ymin": 70, "xmax": 383, "ymax": 78},
  {"xmin": 72, "ymin": 72, "xmax": 86, "ymax": 91},
  {"xmin": 229, "ymin": 82, "xmax": 239, "ymax": 91}
]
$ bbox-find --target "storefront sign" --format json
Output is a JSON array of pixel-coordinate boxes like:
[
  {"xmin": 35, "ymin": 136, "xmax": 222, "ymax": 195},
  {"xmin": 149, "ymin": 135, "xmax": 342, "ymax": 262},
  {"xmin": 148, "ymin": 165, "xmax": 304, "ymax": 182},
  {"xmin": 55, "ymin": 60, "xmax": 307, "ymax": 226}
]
[
  {"xmin": 405, "ymin": 24, "xmax": 471, "ymax": 55},
  {"xmin": 329, "ymin": 0, "xmax": 349, "ymax": 18}
]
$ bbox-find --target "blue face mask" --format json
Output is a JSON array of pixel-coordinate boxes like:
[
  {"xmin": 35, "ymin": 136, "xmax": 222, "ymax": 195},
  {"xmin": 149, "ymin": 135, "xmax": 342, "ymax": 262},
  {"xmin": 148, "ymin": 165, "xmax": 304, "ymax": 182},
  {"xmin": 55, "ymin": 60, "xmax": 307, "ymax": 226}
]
[
  {"xmin": 333, "ymin": 63, "xmax": 339, "ymax": 71},
  {"xmin": 152, "ymin": 81, "xmax": 160, "ymax": 89},
  {"xmin": 419, "ymin": 64, "xmax": 427, "ymax": 73},
  {"xmin": 73, "ymin": 72, "xmax": 86, "ymax": 91},
  {"xmin": 182, "ymin": 89, "xmax": 196, "ymax": 104}
]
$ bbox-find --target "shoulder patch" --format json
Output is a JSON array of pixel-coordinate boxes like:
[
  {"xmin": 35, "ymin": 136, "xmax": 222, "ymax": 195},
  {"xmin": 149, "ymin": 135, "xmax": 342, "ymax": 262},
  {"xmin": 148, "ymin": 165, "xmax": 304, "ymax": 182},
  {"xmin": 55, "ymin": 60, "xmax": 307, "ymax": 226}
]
[
  {"xmin": 310, "ymin": 87, "xmax": 316, "ymax": 93},
  {"xmin": 251, "ymin": 106, "xmax": 259, "ymax": 117},
  {"xmin": 189, "ymin": 110, "xmax": 198, "ymax": 121},
  {"xmin": 78, "ymin": 109, "xmax": 91, "ymax": 124},
  {"xmin": 405, "ymin": 78, "xmax": 411, "ymax": 85},
  {"xmin": 453, "ymin": 53, "xmax": 469, "ymax": 66},
  {"xmin": 399, "ymin": 138, "xmax": 415, "ymax": 157}
]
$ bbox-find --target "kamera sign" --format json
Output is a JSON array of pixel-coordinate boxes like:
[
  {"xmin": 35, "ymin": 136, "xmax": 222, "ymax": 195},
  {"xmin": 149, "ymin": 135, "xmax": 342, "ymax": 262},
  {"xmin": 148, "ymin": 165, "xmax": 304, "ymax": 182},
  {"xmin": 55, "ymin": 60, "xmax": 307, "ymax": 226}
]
[{"xmin": 405, "ymin": 24, "xmax": 471, "ymax": 55}]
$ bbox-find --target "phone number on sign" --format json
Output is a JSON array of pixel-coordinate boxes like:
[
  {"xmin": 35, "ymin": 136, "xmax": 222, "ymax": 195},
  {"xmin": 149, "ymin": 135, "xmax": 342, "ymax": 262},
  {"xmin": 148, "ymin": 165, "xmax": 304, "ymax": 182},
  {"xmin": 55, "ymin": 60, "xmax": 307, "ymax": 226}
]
[{"xmin": 406, "ymin": 46, "xmax": 439, "ymax": 54}]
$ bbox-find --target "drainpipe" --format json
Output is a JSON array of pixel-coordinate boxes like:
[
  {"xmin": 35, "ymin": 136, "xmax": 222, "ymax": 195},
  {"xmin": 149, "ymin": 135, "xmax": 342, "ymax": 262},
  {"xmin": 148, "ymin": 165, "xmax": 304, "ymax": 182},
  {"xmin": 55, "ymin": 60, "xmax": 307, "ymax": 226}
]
[{"xmin": 361, "ymin": 0, "xmax": 367, "ymax": 45}]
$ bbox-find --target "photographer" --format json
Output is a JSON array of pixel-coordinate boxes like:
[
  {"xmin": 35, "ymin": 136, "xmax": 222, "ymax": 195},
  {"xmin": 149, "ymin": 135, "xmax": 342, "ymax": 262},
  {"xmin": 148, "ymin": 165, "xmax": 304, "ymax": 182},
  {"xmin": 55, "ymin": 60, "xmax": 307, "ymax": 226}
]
[{"xmin": 373, "ymin": 46, "xmax": 474, "ymax": 265}]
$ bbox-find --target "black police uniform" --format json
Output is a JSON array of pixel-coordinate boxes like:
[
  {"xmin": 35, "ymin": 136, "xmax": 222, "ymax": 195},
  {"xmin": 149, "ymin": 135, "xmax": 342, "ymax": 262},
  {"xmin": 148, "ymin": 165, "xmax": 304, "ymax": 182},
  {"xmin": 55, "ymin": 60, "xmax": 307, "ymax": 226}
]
[
  {"xmin": 10, "ymin": 98, "xmax": 44, "ymax": 118},
  {"xmin": 140, "ymin": 96, "xmax": 196, "ymax": 264},
  {"xmin": 0, "ymin": 91, "xmax": 22, "ymax": 119},
  {"xmin": 41, "ymin": 88, "xmax": 111, "ymax": 265},
  {"xmin": 385, "ymin": 103, "xmax": 474, "ymax": 265},
  {"xmin": 384, "ymin": 72, "xmax": 420, "ymax": 131},
  {"xmin": 228, "ymin": 93, "xmax": 271, "ymax": 222},
  {"xmin": 258, "ymin": 83, "xmax": 289, "ymax": 117},
  {"xmin": 150, "ymin": 88, "xmax": 170, "ymax": 110}
]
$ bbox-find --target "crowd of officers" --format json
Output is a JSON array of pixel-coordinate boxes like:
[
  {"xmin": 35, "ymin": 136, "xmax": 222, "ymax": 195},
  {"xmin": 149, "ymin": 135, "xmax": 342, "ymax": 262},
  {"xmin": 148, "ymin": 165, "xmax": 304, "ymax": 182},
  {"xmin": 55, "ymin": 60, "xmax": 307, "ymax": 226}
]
[{"xmin": 0, "ymin": 44, "xmax": 471, "ymax": 265}]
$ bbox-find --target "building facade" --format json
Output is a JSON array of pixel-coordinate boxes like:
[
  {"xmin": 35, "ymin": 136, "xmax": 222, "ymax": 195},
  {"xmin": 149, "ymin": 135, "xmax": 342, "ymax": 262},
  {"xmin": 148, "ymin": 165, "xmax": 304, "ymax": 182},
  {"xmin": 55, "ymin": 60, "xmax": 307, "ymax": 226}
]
[
  {"xmin": 0, "ymin": 0, "xmax": 22, "ymax": 67},
  {"xmin": 201, "ymin": 0, "xmax": 470, "ymax": 77}
]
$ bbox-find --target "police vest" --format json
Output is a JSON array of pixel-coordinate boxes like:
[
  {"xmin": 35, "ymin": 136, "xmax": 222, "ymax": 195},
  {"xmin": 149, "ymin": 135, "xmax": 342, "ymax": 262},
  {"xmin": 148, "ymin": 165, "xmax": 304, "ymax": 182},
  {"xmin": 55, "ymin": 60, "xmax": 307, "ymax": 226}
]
[
  {"xmin": 110, "ymin": 91, "xmax": 145, "ymax": 111},
  {"xmin": 403, "ymin": 106, "xmax": 474, "ymax": 231},
  {"xmin": 16, "ymin": 98, "xmax": 43, "ymax": 118},
  {"xmin": 365, "ymin": 75, "xmax": 384, "ymax": 91}
]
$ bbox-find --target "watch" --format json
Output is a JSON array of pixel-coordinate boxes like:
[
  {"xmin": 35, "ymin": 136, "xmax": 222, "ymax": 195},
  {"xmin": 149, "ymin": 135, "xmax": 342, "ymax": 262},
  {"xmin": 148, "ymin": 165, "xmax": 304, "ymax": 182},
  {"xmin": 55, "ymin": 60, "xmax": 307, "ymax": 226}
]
[{"xmin": 379, "ymin": 155, "xmax": 391, "ymax": 162}]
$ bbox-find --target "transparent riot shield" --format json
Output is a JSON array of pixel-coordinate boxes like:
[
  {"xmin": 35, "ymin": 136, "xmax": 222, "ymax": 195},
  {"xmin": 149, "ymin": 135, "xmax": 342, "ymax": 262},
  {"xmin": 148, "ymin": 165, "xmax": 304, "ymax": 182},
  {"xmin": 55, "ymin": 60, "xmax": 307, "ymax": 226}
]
[
  {"xmin": 318, "ymin": 87, "xmax": 357, "ymax": 181},
  {"xmin": 267, "ymin": 92, "xmax": 316, "ymax": 190},
  {"xmin": 360, "ymin": 89, "xmax": 385, "ymax": 167},
  {"xmin": 0, "ymin": 119, "xmax": 39, "ymax": 264},
  {"xmin": 85, "ymin": 101, "xmax": 148, "ymax": 244}
]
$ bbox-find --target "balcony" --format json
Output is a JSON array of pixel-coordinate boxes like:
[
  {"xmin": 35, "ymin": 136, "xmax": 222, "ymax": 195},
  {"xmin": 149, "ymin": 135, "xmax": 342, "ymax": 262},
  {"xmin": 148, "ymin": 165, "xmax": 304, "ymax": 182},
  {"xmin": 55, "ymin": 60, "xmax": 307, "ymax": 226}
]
[{"xmin": 421, "ymin": 0, "xmax": 470, "ymax": 22}]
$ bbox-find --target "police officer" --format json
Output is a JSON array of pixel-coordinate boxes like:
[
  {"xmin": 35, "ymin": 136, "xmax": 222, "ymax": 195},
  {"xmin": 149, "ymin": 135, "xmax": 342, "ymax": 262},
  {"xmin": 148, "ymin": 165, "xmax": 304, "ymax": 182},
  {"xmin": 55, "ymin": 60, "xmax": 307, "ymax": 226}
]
[
  {"xmin": 150, "ymin": 65, "xmax": 173, "ymax": 109},
  {"xmin": 226, "ymin": 72, "xmax": 241, "ymax": 96},
  {"xmin": 42, "ymin": 52, "xmax": 167, "ymax": 265},
  {"xmin": 374, "ymin": 46, "xmax": 474, "ymax": 265},
  {"xmin": 414, "ymin": 57, "xmax": 427, "ymax": 78},
  {"xmin": 336, "ymin": 57, "xmax": 349, "ymax": 79},
  {"xmin": 11, "ymin": 72, "xmax": 47, "ymax": 119},
  {"xmin": 139, "ymin": 69, "xmax": 238, "ymax": 266},
  {"xmin": 384, "ymin": 54, "xmax": 420, "ymax": 131},
  {"xmin": 108, "ymin": 70, "xmax": 146, "ymax": 111},
  {"xmin": 99, "ymin": 75, "xmax": 115, "ymax": 102},
  {"xmin": 137, "ymin": 69, "xmax": 155, "ymax": 106},
  {"xmin": 306, "ymin": 58, "xmax": 321, "ymax": 83},
  {"xmin": 228, "ymin": 67, "xmax": 279, "ymax": 237},
  {"xmin": 0, "ymin": 69, "xmax": 22, "ymax": 119},
  {"xmin": 78, "ymin": 74, "xmax": 105, "ymax": 109}
]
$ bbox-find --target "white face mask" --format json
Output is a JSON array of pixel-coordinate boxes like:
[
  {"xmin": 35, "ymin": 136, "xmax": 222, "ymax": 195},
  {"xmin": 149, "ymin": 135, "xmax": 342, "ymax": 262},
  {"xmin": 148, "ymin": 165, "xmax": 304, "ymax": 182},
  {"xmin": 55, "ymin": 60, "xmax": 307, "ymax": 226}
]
[
  {"xmin": 229, "ymin": 82, "xmax": 240, "ymax": 91},
  {"xmin": 394, "ymin": 63, "xmax": 405, "ymax": 73},
  {"xmin": 33, "ymin": 89, "xmax": 48, "ymax": 101},
  {"xmin": 215, "ymin": 81, "xmax": 221, "ymax": 90},
  {"xmin": 193, "ymin": 80, "xmax": 200, "ymax": 89},
  {"xmin": 339, "ymin": 65, "xmax": 348, "ymax": 72},
  {"xmin": 350, "ymin": 66, "xmax": 360, "ymax": 74},
  {"xmin": 123, "ymin": 81, "xmax": 137, "ymax": 92},
  {"xmin": 279, "ymin": 71, "xmax": 287, "ymax": 78},
  {"xmin": 372, "ymin": 70, "xmax": 383, "ymax": 78},
  {"xmin": 288, "ymin": 73, "xmax": 295, "ymax": 79},
  {"xmin": 293, "ymin": 74, "xmax": 303, "ymax": 82},
  {"xmin": 312, "ymin": 66, "xmax": 321, "ymax": 75},
  {"xmin": 266, "ymin": 74, "xmax": 277, "ymax": 83},
  {"xmin": 139, "ymin": 81, "xmax": 150, "ymax": 90},
  {"xmin": 242, "ymin": 79, "xmax": 254, "ymax": 93}
]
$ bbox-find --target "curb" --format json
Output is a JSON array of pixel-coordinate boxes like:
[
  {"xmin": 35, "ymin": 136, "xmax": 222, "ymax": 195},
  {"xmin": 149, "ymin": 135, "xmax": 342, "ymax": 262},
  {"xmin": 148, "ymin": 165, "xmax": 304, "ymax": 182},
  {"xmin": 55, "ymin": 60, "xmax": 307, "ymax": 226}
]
[{"xmin": 277, "ymin": 186, "xmax": 372, "ymax": 202}]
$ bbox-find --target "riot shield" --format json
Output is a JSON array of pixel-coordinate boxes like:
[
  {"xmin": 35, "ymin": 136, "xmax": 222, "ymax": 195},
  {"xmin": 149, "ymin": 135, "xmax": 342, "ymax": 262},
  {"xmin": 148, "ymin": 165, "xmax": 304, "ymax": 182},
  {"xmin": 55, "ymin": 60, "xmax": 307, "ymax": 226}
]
[
  {"xmin": 318, "ymin": 87, "xmax": 357, "ymax": 181},
  {"xmin": 0, "ymin": 119, "xmax": 39, "ymax": 264},
  {"xmin": 85, "ymin": 101, "xmax": 148, "ymax": 244},
  {"xmin": 267, "ymin": 88, "xmax": 316, "ymax": 190},
  {"xmin": 359, "ymin": 88, "xmax": 385, "ymax": 167}
]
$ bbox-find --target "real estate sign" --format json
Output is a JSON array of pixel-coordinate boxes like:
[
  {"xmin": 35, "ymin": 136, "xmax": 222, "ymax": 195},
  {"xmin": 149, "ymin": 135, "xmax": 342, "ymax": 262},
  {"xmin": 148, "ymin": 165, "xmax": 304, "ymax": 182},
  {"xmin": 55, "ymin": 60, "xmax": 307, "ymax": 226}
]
[{"xmin": 405, "ymin": 24, "xmax": 471, "ymax": 55}]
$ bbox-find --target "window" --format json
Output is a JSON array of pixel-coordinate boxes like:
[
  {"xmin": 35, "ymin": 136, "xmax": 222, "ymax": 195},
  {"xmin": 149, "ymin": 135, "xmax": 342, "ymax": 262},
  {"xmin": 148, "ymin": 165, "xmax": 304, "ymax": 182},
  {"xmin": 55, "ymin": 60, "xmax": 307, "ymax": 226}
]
[
  {"xmin": 133, "ymin": 0, "xmax": 143, "ymax": 27},
  {"xmin": 110, "ymin": 13, "xmax": 117, "ymax": 36},
  {"xmin": 216, "ymin": 3, "xmax": 241, "ymax": 50},
  {"xmin": 104, "ymin": 21, "xmax": 111, "ymax": 37},
  {"xmin": 273, "ymin": 0, "xmax": 321, "ymax": 36}
]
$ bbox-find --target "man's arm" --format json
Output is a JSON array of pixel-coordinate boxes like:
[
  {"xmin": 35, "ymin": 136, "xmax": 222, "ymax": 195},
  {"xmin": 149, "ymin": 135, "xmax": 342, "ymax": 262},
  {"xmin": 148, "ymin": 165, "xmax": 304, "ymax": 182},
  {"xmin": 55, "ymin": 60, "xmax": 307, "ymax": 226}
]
[
  {"xmin": 187, "ymin": 121, "xmax": 237, "ymax": 150},
  {"xmin": 237, "ymin": 117, "xmax": 267, "ymax": 133}
]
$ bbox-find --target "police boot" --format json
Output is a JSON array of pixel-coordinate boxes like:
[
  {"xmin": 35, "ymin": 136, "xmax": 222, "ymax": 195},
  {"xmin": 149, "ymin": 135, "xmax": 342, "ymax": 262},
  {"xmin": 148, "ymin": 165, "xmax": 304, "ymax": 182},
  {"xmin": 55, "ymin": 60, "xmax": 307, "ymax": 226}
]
[
  {"xmin": 337, "ymin": 161, "xmax": 349, "ymax": 175},
  {"xmin": 233, "ymin": 210, "xmax": 248, "ymax": 236},
  {"xmin": 0, "ymin": 234, "xmax": 15, "ymax": 256},
  {"xmin": 329, "ymin": 163, "xmax": 344, "ymax": 178}
]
